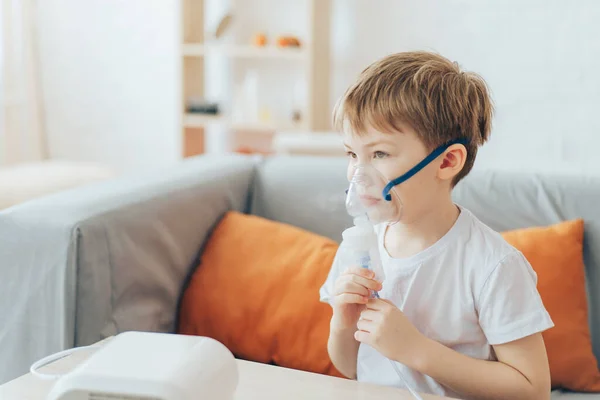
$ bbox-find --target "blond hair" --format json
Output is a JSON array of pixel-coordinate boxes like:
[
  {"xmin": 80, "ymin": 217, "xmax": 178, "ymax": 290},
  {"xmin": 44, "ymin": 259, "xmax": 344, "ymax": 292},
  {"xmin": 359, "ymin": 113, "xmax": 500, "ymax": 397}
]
[{"xmin": 333, "ymin": 51, "xmax": 494, "ymax": 185}]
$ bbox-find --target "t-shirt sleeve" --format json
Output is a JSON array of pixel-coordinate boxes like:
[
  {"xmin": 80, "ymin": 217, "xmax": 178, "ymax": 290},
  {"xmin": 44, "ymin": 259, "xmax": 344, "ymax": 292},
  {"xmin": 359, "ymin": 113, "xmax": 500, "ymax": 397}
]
[
  {"xmin": 319, "ymin": 247, "xmax": 345, "ymax": 306},
  {"xmin": 476, "ymin": 250, "xmax": 554, "ymax": 345}
]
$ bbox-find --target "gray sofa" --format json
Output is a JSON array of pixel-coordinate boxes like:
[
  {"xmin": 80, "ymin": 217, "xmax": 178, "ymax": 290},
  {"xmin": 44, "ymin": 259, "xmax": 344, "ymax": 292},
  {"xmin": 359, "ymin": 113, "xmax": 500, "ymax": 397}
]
[{"xmin": 1, "ymin": 154, "xmax": 599, "ymax": 399}]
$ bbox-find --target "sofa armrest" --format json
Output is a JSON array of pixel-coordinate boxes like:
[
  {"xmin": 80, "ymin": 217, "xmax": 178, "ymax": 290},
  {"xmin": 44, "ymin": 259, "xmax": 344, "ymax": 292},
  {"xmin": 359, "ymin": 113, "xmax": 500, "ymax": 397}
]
[{"xmin": 0, "ymin": 154, "xmax": 257, "ymax": 384}]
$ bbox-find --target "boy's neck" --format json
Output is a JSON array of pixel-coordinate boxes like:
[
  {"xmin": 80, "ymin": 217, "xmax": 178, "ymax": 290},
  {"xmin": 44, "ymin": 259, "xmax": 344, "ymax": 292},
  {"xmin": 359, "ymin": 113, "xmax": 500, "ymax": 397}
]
[{"xmin": 384, "ymin": 198, "xmax": 460, "ymax": 259}]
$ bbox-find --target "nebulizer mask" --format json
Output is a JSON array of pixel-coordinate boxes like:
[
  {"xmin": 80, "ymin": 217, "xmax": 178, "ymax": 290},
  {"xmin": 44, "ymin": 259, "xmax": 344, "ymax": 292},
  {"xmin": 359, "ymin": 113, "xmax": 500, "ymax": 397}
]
[
  {"xmin": 346, "ymin": 163, "xmax": 403, "ymax": 226},
  {"xmin": 346, "ymin": 136, "xmax": 468, "ymax": 223},
  {"xmin": 340, "ymin": 163, "xmax": 401, "ymax": 291},
  {"xmin": 342, "ymin": 138, "xmax": 467, "ymax": 399}
]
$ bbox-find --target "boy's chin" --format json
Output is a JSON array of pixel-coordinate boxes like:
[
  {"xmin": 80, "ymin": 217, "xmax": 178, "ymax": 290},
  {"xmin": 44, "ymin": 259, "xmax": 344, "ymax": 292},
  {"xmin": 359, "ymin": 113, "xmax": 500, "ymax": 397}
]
[{"xmin": 365, "ymin": 206, "xmax": 402, "ymax": 225}]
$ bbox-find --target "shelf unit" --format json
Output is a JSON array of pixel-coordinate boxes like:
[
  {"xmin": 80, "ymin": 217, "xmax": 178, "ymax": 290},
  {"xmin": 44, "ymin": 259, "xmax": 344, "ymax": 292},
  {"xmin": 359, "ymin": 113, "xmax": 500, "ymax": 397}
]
[
  {"xmin": 180, "ymin": 0, "xmax": 331, "ymax": 156},
  {"xmin": 183, "ymin": 113, "xmax": 304, "ymax": 132},
  {"xmin": 182, "ymin": 43, "xmax": 308, "ymax": 60}
]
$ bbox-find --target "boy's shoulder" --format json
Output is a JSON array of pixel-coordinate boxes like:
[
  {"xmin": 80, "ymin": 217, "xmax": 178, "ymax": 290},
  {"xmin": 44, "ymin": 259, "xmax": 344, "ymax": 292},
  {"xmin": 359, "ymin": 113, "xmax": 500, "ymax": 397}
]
[
  {"xmin": 461, "ymin": 207, "xmax": 514, "ymax": 249},
  {"xmin": 458, "ymin": 206, "xmax": 532, "ymax": 278},
  {"xmin": 372, "ymin": 206, "xmax": 532, "ymax": 279}
]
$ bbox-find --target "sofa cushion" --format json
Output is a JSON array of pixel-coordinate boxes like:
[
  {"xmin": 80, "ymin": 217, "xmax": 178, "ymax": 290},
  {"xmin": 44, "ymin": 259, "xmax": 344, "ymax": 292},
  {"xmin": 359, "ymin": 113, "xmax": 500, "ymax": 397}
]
[
  {"xmin": 177, "ymin": 211, "xmax": 342, "ymax": 376},
  {"xmin": 503, "ymin": 219, "xmax": 600, "ymax": 391}
]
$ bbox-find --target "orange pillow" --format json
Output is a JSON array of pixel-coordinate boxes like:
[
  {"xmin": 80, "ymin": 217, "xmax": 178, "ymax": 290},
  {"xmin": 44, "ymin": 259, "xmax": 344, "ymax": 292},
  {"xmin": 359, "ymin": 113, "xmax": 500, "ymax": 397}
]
[
  {"xmin": 502, "ymin": 219, "xmax": 600, "ymax": 391},
  {"xmin": 177, "ymin": 211, "xmax": 342, "ymax": 377}
]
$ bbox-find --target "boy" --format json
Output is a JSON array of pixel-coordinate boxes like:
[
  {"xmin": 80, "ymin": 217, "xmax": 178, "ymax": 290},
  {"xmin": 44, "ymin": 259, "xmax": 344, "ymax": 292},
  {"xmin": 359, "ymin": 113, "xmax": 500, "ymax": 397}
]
[{"xmin": 319, "ymin": 51, "xmax": 554, "ymax": 399}]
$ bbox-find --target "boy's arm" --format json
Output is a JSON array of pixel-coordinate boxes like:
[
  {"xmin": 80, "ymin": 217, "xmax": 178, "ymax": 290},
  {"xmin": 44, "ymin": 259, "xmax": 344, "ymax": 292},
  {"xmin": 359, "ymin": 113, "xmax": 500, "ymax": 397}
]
[
  {"xmin": 327, "ymin": 320, "xmax": 360, "ymax": 379},
  {"xmin": 414, "ymin": 251, "xmax": 552, "ymax": 399},
  {"xmin": 416, "ymin": 332, "xmax": 551, "ymax": 400},
  {"xmin": 357, "ymin": 298, "xmax": 551, "ymax": 400}
]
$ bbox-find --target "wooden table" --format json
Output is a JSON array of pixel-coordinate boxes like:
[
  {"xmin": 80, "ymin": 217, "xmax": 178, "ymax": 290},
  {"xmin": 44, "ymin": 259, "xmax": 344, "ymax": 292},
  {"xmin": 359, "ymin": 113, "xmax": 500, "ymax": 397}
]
[{"xmin": 0, "ymin": 339, "xmax": 449, "ymax": 399}]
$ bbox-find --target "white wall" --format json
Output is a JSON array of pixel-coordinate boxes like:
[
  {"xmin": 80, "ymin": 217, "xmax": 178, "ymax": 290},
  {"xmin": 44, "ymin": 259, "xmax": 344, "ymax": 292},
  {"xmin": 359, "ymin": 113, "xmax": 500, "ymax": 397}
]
[
  {"xmin": 36, "ymin": 0, "xmax": 180, "ymax": 172},
  {"xmin": 36, "ymin": 0, "xmax": 600, "ymax": 172},
  {"xmin": 331, "ymin": 0, "xmax": 600, "ymax": 171}
]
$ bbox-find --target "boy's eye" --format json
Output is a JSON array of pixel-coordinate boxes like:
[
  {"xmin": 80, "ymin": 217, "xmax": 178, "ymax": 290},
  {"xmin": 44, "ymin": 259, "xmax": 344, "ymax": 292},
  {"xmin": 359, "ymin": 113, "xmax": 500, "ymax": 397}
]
[
  {"xmin": 373, "ymin": 151, "xmax": 389, "ymax": 159},
  {"xmin": 346, "ymin": 151, "xmax": 357, "ymax": 159}
]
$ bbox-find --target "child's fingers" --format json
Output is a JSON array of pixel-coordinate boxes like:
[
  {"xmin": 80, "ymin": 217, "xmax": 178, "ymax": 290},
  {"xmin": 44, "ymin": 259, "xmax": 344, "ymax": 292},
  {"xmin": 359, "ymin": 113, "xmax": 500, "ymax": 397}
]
[
  {"xmin": 335, "ymin": 293, "xmax": 369, "ymax": 305},
  {"xmin": 334, "ymin": 280, "xmax": 370, "ymax": 297},
  {"xmin": 342, "ymin": 272, "xmax": 382, "ymax": 291},
  {"xmin": 356, "ymin": 318, "xmax": 375, "ymax": 332},
  {"xmin": 344, "ymin": 267, "xmax": 374, "ymax": 279},
  {"xmin": 343, "ymin": 268, "xmax": 382, "ymax": 289},
  {"xmin": 359, "ymin": 309, "xmax": 380, "ymax": 322}
]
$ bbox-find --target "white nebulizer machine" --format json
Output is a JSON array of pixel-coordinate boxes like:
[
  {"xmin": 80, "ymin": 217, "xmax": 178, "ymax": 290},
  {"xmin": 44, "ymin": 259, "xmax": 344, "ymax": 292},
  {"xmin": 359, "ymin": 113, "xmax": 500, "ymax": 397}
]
[
  {"xmin": 30, "ymin": 331, "xmax": 238, "ymax": 400},
  {"xmin": 341, "ymin": 163, "xmax": 423, "ymax": 400}
]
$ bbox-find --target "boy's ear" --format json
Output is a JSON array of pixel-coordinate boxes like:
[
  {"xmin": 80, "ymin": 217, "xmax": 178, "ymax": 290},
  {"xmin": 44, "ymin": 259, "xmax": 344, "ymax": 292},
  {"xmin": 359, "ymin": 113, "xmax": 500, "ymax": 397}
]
[{"xmin": 438, "ymin": 144, "xmax": 467, "ymax": 181}]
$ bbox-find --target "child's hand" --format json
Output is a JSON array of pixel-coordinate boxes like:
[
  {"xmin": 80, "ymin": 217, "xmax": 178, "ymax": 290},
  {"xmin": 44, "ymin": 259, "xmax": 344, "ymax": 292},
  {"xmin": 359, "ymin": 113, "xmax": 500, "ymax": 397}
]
[
  {"xmin": 355, "ymin": 298, "xmax": 427, "ymax": 369},
  {"xmin": 331, "ymin": 268, "xmax": 382, "ymax": 332}
]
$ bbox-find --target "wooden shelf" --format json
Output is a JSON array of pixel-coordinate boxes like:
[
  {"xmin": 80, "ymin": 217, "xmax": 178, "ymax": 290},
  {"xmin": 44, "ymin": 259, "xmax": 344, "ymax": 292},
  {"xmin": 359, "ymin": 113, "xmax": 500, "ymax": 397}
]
[
  {"xmin": 183, "ymin": 113, "xmax": 306, "ymax": 132},
  {"xmin": 180, "ymin": 0, "xmax": 331, "ymax": 157},
  {"xmin": 182, "ymin": 44, "xmax": 308, "ymax": 60}
]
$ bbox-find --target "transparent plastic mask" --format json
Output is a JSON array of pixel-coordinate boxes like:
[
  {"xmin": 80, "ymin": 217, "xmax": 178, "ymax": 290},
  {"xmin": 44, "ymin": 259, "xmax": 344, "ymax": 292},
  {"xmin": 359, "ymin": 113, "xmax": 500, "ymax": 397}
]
[{"xmin": 345, "ymin": 164, "xmax": 403, "ymax": 225}]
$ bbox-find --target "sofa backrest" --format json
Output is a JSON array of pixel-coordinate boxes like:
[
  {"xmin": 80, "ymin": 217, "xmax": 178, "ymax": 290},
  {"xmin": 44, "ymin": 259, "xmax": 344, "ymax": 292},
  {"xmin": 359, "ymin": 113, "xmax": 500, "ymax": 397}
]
[
  {"xmin": 251, "ymin": 156, "xmax": 600, "ymax": 361},
  {"xmin": 251, "ymin": 156, "xmax": 353, "ymax": 241}
]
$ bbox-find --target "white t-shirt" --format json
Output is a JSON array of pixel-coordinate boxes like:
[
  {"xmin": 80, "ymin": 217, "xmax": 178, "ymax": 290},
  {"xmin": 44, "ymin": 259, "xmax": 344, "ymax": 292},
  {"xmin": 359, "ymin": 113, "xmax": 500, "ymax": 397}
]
[{"xmin": 319, "ymin": 206, "xmax": 554, "ymax": 398}]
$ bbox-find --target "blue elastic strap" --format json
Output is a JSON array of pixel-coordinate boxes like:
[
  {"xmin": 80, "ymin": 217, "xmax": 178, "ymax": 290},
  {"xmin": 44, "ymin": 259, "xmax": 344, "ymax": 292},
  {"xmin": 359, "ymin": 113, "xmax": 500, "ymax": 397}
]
[{"xmin": 382, "ymin": 138, "xmax": 469, "ymax": 201}]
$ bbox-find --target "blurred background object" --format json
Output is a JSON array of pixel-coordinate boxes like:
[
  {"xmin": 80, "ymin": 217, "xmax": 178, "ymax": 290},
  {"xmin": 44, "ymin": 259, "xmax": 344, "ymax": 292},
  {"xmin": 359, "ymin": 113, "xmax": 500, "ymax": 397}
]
[{"xmin": 1, "ymin": 0, "xmax": 47, "ymax": 165}]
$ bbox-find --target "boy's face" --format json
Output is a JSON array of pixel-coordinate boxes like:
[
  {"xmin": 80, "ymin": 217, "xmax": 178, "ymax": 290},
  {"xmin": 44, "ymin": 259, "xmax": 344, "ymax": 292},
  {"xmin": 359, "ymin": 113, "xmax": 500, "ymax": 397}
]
[{"xmin": 343, "ymin": 122, "xmax": 446, "ymax": 223}]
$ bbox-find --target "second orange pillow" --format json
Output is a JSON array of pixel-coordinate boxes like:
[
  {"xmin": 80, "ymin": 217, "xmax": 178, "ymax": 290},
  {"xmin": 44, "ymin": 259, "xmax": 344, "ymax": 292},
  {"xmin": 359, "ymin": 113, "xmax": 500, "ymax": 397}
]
[{"xmin": 502, "ymin": 219, "xmax": 600, "ymax": 391}]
